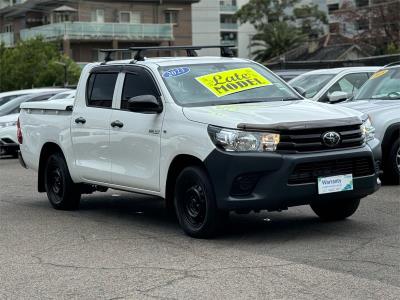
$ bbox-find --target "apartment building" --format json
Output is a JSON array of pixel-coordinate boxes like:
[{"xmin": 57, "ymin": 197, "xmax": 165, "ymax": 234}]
[
  {"xmin": 192, "ymin": 0, "xmax": 257, "ymax": 58},
  {"xmin": 0, "ymin": 0, "xmax": 199, "ymax": 62}
]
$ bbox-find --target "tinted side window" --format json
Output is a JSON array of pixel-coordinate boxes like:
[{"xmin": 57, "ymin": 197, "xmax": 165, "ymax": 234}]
[
  {"xmin": 121, "ymin": 71, "xmax": 159, "ymax": 110},
  {"xmin": 87, "ymin": 73, "xmax": 118, "ymax": 108}
]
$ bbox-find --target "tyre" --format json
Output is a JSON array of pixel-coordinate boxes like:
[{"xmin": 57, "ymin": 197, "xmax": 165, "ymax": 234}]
[
  {"xmin": 311, "ymin": 198, "xmax": 360, "ymax": 221},
  {"xmin": 174, "ymin": 166, "xmax": 228, "ymax": 238},
  {"xmin": 383, "ymin": 139, "xmax": 400, "ymax": 185},
  {"xmin": 44, "ymin": 152, "xmax": 81, "ymax": 210}
]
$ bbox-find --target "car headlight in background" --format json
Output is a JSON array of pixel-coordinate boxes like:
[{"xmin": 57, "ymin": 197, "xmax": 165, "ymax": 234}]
[
  {"xmin": 0, "ymin": 121, "xmax": 17, "ymax": 128},
  {"xmin": 208, "ymin": 125, "xmax": 280, "ymax": 152},
  {"xmin": 361, "ymin": 117, "xmax": 375, "ymax": 142}
]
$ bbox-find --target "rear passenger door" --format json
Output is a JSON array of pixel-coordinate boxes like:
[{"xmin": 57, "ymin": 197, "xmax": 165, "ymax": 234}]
[
  {"xmin": 71, "ymin": 67, "xmax": 119, "ymax": 183},
  {"xmin": 109, "ymin": 66, "xmax": 164, "ymax": 192}
]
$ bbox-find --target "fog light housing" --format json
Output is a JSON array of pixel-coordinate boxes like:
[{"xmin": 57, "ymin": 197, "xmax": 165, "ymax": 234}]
[{"xmin": 230, "ymin": 173, "xmax": 261, "ymax": 196}]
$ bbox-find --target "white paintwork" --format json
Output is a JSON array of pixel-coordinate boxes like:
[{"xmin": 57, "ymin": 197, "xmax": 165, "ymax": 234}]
[
  {"xmin": 289, "ymin": 67, "xmax": 381, "ymax": 102},
  {"xmin": 19, "ymin": 56, "xmax": 370, "ymax": 199},
  {"xmin": 0, "ymin": 113, "xmax": 19, "ymax": 144}
]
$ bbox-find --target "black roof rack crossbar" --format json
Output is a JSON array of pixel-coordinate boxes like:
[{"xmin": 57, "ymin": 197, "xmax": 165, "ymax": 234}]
[
  {"xmin": 99, "ymin": 45, "xmax": 235, "ymax": 63},
  {"xmin": 383, "ymin": 61, "xmax": 400, "ymax": 68}
]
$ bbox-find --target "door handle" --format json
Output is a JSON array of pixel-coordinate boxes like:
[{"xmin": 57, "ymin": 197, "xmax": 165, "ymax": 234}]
[
  {"xmin": 75, "ymin": 117, "xmax": 86, "ymax": 124},
  {"xmin": 111, "ymin": 120, "xmax": 124, "ymax": 128}
]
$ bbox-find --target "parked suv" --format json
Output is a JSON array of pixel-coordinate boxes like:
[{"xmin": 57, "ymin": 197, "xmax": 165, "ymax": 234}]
[
  {"xmin": 341, "ymin": 63, "xmax": 400, "ymax": 184},
  {"xmin": 289, "ymin": 67, "xmax": 380, "ymax": 103},
  {"xmin": 18, "ymin": 46, "xmax": 380, "ymax": 238}
]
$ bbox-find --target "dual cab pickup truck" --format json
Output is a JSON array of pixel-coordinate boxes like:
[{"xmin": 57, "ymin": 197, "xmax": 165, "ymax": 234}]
[{"xmin": 18, "ymin": 47, "xmax": 381, "ymax": 238}]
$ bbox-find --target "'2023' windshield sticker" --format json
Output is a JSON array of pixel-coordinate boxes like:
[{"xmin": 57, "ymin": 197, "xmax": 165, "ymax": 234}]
[
  {"xmin": 370, "ymin": 70, "xmax": 388, "ymax": 79},
  {"xmin": 162, "ymin": 67, "xmax": 190, "ymax": 78},
  {"xmin": 195, "ymin": 68, "xmax": 272, "ymax": 97}
]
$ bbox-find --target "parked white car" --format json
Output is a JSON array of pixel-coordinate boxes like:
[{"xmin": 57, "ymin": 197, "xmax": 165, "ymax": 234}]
[
  {"xmin": 18, "ymin": 46, "xmax": 381, "ymax": 238},
  {"xmin": 289, "ymin": 67, "xmax": 381, "ymax": 103},
  {"xmin": 0, "ymin": 88, "xmax": 67, "ymax": 107}
]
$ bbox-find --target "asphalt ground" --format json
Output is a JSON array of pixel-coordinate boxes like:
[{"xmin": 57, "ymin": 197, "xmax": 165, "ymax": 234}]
[{"xmin": 0, "ymin": 157, "xmax": 399, "ymax": 299}]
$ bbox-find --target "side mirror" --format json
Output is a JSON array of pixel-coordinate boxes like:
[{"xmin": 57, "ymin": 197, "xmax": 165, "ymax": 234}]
[
  {"xmin": 127, "ymin": 95, "xmax": 163, "ymax": 114},
  {"xmin": 328, "ymin": 91, "xmax": 349, "ymax": 103},
  {"xmin": 292, "ymin": 86, "xmax": 307, "ymax": 97}
]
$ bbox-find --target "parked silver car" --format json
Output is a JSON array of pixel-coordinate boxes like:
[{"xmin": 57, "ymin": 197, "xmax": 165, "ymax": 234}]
[
  {"xmin": 341, "ymin": 63, "xmax": 400, "ymax": 184},
  {"xmin": 289, "ymin": 67, "xmax": 380, "ymax": 103}
]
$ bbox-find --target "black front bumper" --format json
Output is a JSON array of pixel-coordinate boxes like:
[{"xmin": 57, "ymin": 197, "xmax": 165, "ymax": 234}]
[
  {"xmin": 204, "ymin": 146, "xmax": 380, "ymax": 211},
  {"xmin": 0, "ymin": 140, "xmax": 19, "ymax": 156}
]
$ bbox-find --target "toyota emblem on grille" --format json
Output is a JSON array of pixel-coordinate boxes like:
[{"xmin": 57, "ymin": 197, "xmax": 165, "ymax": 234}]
[{"xmin": 322, "ymin": 131, "xmax": 341, "ymax": 147}]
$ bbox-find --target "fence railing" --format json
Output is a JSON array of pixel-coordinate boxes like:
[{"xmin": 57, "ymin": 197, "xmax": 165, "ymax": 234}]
[{"xmin": 20, "ymin": 22, "xmax": 173, "ymax": 41}]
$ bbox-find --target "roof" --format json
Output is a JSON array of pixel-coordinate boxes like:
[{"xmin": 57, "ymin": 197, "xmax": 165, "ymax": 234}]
[{"xmin": 299, "ymin": 66, "xmax": 381, "ymax": 76}]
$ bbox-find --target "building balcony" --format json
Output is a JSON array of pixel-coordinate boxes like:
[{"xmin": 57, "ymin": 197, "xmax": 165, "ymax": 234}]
[
  {"xmin": 0, "ymin": 32, "xmax": 14, "ymax": 47},
  {"xmin": 20, "ymin": 22, "xmax": 173, "ymax": 42},
  {"xmin": 220, "ymin": 23, "xmax": 238, "ymax": 31},
  {"xmin": 220, "ymin": 4, "xmax": 237, "ymax": 13}
]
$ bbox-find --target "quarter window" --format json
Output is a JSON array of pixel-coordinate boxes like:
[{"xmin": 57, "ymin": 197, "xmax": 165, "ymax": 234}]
[
  {"xmin": 87, "ymin": 73, "xmax": 118, "ymax": 108},
  {"xmin": 121, "ymin": 71, "xmax": 159, "ymax": 110}
]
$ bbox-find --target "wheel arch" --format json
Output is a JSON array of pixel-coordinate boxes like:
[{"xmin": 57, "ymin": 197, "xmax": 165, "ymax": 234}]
[
  {"xmin": 165, "ymin": 154, "xmax": 204, "ymax": 204},
  {"xmin": 381, "ymin": 122, "xmax": 400, "ymax": 167},
  {"xmin": 37, "ymin": 142, "xmax": 66, "ymax": 192}
]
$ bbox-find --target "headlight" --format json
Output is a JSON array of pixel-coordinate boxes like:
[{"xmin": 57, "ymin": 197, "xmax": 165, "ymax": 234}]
[
  {"xmin": 208, "ymin": 125, "xmax": 280, "ymax": 152},
  {"xmin": 361, "ymin": 117, "xmax": 375, "ymax": 142},
  {"xmin": 0, "ymin": 121, "xmax": 17, "ymax": 128}
]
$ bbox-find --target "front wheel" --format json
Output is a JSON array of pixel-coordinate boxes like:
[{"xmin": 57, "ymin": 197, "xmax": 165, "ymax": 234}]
[
  {"xmin": 44, "ymin": 152, "xmax": 81, "ymax": 210},
  {"xmin": 174, "ymin": 166, "xmax": 228, "ymax": 238},
  {"xmin": 311, "ymin": 198, "xmax": 360, "ymax": 221},
  {"xmin": 383, "ymin": 139, "xmax": 400, "ymax": 185}
]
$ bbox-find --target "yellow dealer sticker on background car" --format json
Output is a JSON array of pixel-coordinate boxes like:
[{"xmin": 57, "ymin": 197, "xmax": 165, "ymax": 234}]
[
  {"xmin": 196, "ymin": 68, "xmax": 272, "ymax": 97},
  {"xmin": 371, "ymin": 70, "xmax": 388, "ymax": 79}
]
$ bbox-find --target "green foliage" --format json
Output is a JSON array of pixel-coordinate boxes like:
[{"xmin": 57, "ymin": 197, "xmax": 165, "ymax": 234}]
[
  {"xmin": 250, "ymin": 22, "xmax": 306, "ymax": 62},
  {"xmin": 0, "ymin": 37, "xmax": 81, "ymax": 92},
  {"xmin": 386, "ymin": 42, "xmax": 400, "ymax": 55},
  {"xmin": 235, "ymin": 0, "xmax": 328, "ymax": 62}
]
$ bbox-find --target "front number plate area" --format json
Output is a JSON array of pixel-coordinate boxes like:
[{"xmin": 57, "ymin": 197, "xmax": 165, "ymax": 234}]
[{"xmin": 318, "ymin": 174, "xmax": 353, "ymax": 194}]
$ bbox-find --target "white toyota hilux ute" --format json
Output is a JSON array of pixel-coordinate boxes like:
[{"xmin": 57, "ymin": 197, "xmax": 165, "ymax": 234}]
[{"xmin": 18, "ymin": 50, "xmax": 381, "ymax": 238}]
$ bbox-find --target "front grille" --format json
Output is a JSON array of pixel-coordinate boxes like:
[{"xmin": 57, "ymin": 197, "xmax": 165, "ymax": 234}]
[
  {"xmin": 288, "ymin": 157, "xmax": 374, "ymax": 185},
  {"xmin": 277, "ymin": 124, "xmax": 364, "ymax": 153}
]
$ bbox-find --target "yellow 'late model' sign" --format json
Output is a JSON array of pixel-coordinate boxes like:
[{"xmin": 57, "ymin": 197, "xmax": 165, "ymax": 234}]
[
  {"xmin": 370, "ymin": 70, "xmax": 388, "ymax": 80},
  {"xmin": 195, "ymin": 68, "xmax": 272, "ymax": 97}
]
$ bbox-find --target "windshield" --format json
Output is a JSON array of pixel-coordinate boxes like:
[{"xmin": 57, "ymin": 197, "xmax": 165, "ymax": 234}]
[
  {"xmin": 355, "ymin": 68, "xmax": 400, "ymax": 100},
  {"xmin": 289, "ymin": 74, "xmax": 335, "ymax": 98},
  {"xmin": 0, "ymin": 94, "xmax": 28, "ymax": 107},
  {"xmin": 159, "ymin": 63, "xmax": 301, "ymax": 107}
]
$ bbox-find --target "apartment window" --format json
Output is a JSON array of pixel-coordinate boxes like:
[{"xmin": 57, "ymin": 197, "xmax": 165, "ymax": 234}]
[
  {"xmin": 119, "ymin": 11, "xmax": 141, "ymax": 23},
  {"xmin": 356, "ymin": 0, "xmax": 369, "ymax": 7},
  {"xmin": 355, "ymin": 19, "xmax": 369, "ymax": 30},
  {"xmin": 91, "ymin": 9, "xmax": 105, "ymax": 23},
  {"xmin": 3, "ymin": 24, "xmax": 12, "ymax": 33},
  {"xmin": 165, "ymin": 11, "xmax": 179, "ymax": 24},
  {"xmin": 328, "ymin": 4, "xmax": 339, "ymax": 13}
]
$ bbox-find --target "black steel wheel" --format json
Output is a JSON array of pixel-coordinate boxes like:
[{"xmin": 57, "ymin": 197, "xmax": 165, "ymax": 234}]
[
  {"xmin": 174, "ymin": 166, "xmax": 228, "ymax": 238},
  {"xmin": 44, "ymin": 152, "xmax": 81, "ymax": 210},
  {"xmin": 383, "ymin": 139, "xmax": 400, "ymax": 185}
]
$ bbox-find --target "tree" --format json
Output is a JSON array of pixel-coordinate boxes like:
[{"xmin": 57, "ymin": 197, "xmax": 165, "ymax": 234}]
[
  {"xmin": 235, "ymin": 0, "xmax": 328, "ymax": 61},
  {"xmin": 250, "ymin": 22, "xmax": 306, "ymax": 62},
  {"xmin": 0, "ymin": 37, "xmax": 81, "ymax": 92},
  {"xmin": 333, "ymin": 0, "xmax": 400, "ymax": 54}
]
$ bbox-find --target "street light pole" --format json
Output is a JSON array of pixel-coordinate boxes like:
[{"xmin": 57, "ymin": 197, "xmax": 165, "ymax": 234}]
[{"xmin": 55, "ymin": 61, "xmax": 67, "ymax": 87}]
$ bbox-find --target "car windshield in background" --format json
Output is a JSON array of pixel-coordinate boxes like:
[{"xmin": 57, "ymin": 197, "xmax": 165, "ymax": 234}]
[
  {"xmin": 289, "ymin": 74, "xmax": 335, "ymax": 98},
  {"xmin": 159, "ymin": 63, "xmax": 301, "ymax": 107},
  {"xmin": 355, "ymin": 68, "xmax": 400, "ymax": 100},
  {"xmin": 0, "ymin": 94, "xmax": 27, "ymax": 107},
  {"xmin": 48, "ymin": 91, "xmax": 75, "ymax": 100}
]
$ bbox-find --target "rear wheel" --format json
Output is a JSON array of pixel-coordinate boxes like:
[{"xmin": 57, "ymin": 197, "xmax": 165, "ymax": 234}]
[
  {"xmin": 311, "ymin": 198, "xmax": 360, "ymax": 221},
  {"xmin": 174, "ymin": 166, "xmax": 228, "ymax": 238},
  {"xmin": 44, "ymin": 152, "xmax": 81, "ymax": 210},
  {"xmin": 383, "ymin": 139, "xmax": 400, "ymax": 185}
]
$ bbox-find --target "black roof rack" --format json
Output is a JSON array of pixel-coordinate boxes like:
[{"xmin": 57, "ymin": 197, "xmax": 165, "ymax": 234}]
[
  {"xmin": 383, "ymin": 61, "xmax": 400, "ymax": 68},
  {"xmin": 99, "ymin": 45, "xmax": 235, "ymax": 64}
]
